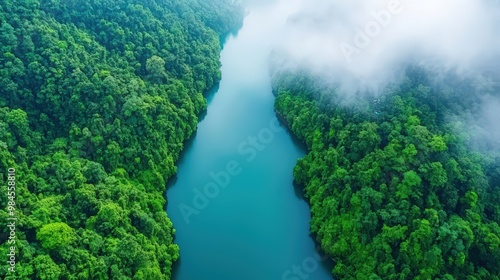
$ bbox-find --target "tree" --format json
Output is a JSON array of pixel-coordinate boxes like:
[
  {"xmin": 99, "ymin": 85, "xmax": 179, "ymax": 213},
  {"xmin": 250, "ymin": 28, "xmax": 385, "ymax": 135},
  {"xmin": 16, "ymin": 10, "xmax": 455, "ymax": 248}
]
[
  {"xmin": 397, "ymin": 170, "xmax": 422, "ymax": 199},
  {"xmin": 94, "ymin": 203, "xmax": 125, "ymax": 234},
  {"xmin": 36, "ymin": 222, "xmax": 76, "ymax": 250},
  {"xmin": 33, "ymin": 255, "xmax": 62, "ymax": 280},
  {"xmin": 146, "ymin": 55, "xmax": 167, "ymax": 83},
  {"xmin": 430, "ymin": 135, "xmax": 447, "ymax": 152}
]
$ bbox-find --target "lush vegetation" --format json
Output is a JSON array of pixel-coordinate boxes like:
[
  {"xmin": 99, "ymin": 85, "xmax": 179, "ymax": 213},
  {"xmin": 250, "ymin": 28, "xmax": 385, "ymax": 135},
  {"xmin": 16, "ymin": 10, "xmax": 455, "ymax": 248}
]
[
  {"xmin": 0, "ymin": 0, "xmax": 242, "ymax": 279},
  {"xmin": 274, "ymin": 69, "xmax": 500, "ymax": 279}
]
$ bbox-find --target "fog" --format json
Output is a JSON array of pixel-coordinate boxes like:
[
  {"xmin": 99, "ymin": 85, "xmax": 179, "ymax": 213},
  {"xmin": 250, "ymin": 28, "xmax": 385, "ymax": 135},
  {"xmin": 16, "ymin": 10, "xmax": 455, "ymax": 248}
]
[
  {"xmin": 241, "ymin": 0, "xmax": 500, "ymax": 147},
  {"xmin": 267, "ymin": 0, "xmax": 500, "ymax": 93}
]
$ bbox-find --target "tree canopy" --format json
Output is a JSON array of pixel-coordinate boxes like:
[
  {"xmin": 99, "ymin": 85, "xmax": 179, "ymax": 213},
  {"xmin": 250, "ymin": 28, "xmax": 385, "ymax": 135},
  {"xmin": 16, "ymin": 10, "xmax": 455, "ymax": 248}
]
[
  {"xmin": 0, "ymin": 0, "xmax": 243, "ymax": 279},
  {"xmin": 273, "ymin": 67, "xmax": 500, "ymax": 279}
]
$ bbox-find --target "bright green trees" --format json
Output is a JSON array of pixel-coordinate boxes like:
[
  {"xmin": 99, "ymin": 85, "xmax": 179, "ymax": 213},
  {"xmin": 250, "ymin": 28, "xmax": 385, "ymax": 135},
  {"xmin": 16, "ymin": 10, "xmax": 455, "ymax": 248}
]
[
  {"xmin": 32, "ymin": 255, "xmax": 62, "ymax": 280},
  {"xmin": 397, "ymin": 171, "xmax": 422, "ymax": 199},
  {"xmin": 36, "ymin": 222, "xmax": 76, "ymax": 250},
  {"xmin": 0, "ymin": 0, "xmax": 243, "ymax": 279}
]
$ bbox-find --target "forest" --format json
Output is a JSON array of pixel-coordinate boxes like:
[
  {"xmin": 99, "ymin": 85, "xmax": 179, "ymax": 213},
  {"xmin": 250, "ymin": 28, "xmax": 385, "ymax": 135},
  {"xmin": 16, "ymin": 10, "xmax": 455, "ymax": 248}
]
[
  {"xmin": 273, "ymin": 67, "xmax": 500, "ymax": 279},
  {"xmin": 0, "ymin": 0, "xmax": 243, "ymax": 279}
]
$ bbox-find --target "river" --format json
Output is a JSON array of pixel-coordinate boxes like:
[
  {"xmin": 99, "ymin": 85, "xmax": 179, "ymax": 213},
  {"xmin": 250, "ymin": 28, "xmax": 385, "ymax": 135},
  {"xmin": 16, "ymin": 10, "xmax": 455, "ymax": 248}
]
[{"xmin": 166, "ymin": 2, "xmax": 334, "ymax": 279}]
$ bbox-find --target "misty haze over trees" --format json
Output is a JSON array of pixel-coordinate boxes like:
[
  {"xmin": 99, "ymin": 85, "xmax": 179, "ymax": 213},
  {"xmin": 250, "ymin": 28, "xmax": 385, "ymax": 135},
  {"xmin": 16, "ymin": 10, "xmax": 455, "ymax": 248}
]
[{"xmin": 269, "ymin": 0, "xmax": 500, "ymax": 278}]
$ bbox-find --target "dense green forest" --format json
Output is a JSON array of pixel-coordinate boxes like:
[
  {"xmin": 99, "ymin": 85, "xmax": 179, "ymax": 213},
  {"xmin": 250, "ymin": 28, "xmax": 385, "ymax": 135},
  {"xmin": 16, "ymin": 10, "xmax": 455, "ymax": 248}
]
[
  {"xmin": 0, "ymin": 0, "xmax": 242, "ymax": 279},
  {"xmin": 273, "ymin": 69, "xmax": 500, "ymax": 279}
]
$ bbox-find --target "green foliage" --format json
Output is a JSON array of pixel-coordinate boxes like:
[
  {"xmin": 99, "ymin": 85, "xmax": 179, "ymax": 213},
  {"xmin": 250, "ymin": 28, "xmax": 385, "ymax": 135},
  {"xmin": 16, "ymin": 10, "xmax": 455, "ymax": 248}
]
[
  {"xmin": 33, "ymin": 255, "xmax": 62, "ymax": 280},
  {"xmin": 37, "ymin": 222, "xmax": 76, "ymax": 251},
  {"xmin": 274, "ymin": 70, "xmax": 500, "ymax": 279},
  {"xmin": 0, "ymin": 0, "xmax": 243, "ymax": 279},
  {"xmin": 146, "ymin": 55, "xmax": 168, "ymax": 83}
]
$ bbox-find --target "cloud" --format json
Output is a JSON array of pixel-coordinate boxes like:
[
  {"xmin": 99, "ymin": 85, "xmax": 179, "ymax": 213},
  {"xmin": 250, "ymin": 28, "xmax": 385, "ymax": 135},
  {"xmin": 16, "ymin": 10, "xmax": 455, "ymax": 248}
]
[
  {"xmin": 268, "ymin": 0, "xmax": 500, "ymax": 96},
  {"xmin": 257, "ymin": 0, "xmax": 500, "ymax": 147}
]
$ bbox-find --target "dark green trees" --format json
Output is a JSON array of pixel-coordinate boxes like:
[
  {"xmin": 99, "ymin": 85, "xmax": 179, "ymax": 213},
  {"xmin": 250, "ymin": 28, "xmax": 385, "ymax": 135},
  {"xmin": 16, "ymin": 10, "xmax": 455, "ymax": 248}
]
[{"xmin": 274, "ymin": 72, "xmax": 500, "ymax": 279}]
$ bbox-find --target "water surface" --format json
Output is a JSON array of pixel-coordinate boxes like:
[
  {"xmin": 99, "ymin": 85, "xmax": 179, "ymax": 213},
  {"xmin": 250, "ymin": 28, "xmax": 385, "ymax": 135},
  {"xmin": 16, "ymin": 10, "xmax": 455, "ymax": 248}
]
[{"xmin": 167, "ymin": 3, "xmax": 333, "ymax": 279}]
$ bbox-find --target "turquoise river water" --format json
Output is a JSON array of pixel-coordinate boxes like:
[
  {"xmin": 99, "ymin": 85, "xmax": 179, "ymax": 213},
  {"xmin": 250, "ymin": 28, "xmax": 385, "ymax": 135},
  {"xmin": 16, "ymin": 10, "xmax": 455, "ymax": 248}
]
[{"xmin": 166, "ymin": 2, "xmax": 334, "ymax": 279}]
